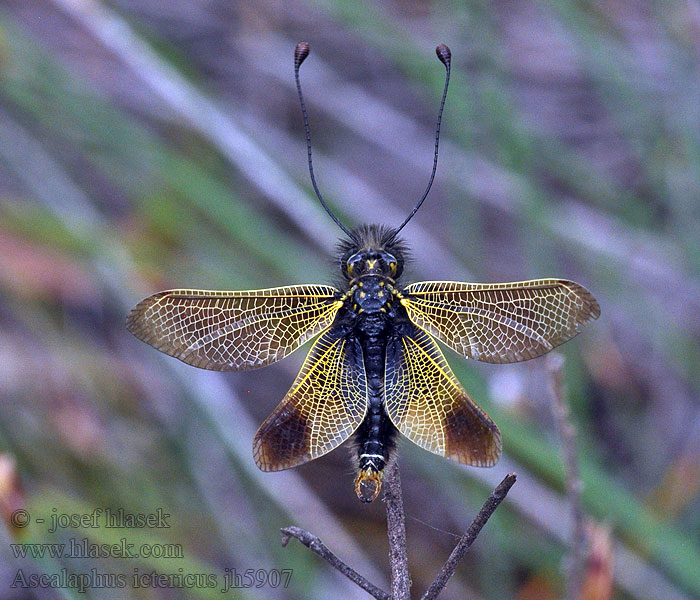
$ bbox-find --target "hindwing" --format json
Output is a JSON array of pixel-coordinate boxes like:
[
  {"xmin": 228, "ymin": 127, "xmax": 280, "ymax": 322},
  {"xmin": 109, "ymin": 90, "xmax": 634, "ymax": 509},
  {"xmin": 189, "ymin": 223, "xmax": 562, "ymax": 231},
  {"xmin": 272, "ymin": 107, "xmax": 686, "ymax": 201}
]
[
  {"xmin": 254, "ymin": 328, "xmax": 368, "ymax": 471},
  {"xmin": 385, "ymin": 324, "xmax": 501, "ymax": 467}
]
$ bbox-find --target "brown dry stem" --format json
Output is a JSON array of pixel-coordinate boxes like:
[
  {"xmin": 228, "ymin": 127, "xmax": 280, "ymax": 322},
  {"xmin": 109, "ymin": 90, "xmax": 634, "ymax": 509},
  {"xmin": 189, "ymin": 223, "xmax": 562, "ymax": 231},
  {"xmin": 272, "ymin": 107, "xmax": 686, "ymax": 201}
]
[
  {"xmin": 280, "ymin": 526, "xmax": 390, "ymax": 600},
  {"xmin": 383, "ymin": 461, "xmax": 412, "ymax": 599}
]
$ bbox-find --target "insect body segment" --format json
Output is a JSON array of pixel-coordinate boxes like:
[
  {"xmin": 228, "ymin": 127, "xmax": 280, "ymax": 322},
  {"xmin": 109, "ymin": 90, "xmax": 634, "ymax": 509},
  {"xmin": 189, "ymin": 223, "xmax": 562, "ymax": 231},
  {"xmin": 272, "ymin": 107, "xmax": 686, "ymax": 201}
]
[{"xmin": 335, "ymin": 226, "xmax": 410, "ymax": 501}]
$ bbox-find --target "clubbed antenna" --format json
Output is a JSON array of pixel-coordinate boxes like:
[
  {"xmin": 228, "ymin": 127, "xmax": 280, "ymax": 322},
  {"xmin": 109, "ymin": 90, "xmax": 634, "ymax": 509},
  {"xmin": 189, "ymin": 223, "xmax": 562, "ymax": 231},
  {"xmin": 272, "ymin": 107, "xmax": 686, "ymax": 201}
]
[
  {"xmin": 294, "ymin": 42, "xmax": 356, "ymax": 241},
  {"xmin": 389, "ymin": 43, "xmax": 452, "ymax": 241}
]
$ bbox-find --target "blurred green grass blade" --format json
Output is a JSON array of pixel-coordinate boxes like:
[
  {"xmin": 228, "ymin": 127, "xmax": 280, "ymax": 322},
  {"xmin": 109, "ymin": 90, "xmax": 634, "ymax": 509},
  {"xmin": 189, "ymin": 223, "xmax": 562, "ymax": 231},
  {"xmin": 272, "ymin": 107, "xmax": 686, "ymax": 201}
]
[
  {"xmin": 313, "ymin": 0, "xmax": 671, "ymax": 233},
  {"xmin": 0, "ymin": 17, "xmax": 326, "ymax": 285}
]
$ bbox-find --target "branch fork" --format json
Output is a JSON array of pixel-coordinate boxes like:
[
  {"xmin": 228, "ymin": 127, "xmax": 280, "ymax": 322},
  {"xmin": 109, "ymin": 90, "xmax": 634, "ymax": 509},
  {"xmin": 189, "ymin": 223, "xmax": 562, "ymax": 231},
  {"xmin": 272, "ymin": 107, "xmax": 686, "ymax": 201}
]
[{"xmin": 281, "ymin": 464, "xmax": 516, "ymax": 599}]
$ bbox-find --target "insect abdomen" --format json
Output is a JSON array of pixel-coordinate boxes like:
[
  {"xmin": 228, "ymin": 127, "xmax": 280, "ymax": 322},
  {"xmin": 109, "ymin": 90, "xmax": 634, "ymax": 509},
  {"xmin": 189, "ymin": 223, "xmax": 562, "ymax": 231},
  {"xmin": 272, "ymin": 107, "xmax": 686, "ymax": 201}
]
[{"xmin": 354, "ymin": 330, "xmax": 396, "ymax": 502}]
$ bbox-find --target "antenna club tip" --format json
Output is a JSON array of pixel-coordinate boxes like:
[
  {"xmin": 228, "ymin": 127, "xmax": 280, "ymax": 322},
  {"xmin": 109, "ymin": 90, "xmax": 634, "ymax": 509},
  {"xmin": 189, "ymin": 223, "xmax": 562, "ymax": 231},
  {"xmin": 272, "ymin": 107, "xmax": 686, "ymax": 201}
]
[
  {"xmin": 295, "ymin": 42, "xmax": 310, "ymax": 68},
  {"xmin": 436, "ymin": 43, "xmax": 451, "ymax": 67}
]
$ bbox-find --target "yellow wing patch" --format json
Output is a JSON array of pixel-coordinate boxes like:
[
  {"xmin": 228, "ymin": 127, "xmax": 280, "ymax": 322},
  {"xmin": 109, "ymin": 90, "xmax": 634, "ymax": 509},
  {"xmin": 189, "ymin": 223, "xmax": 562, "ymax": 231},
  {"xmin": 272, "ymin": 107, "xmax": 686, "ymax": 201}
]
[
  {"xmin": 126, "ymin": 285, "xmax": 341, "ymax": 371},
  {"xmin": 384, "ymin": 326, "xmax": 501, "ymax": 467},
  {"xmin": 401, "ymin": 279, "xmax": 599, "ymax": 363},
  {"xmin": 254, "ymin": 329, "xmax": 368, "ymax": 471}
]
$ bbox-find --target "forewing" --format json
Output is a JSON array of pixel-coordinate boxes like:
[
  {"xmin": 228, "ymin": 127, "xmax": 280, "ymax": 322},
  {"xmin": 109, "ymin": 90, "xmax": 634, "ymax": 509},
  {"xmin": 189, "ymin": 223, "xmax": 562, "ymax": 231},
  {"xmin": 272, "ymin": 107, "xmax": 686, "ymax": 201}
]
[
  {"xmin": 126, "ymin": 285, "xmax": 341, "ymax": 371},
  {"xmin": 402, "ymin": 279, "xmax": 600, "ymax": 363},
  {"xmin": 385, "ymin": 325, "xmax": 501, "ymax": 467},
  {"xmin": 254, "ymin": 329, "xmax": 367, "ymax": 471}
]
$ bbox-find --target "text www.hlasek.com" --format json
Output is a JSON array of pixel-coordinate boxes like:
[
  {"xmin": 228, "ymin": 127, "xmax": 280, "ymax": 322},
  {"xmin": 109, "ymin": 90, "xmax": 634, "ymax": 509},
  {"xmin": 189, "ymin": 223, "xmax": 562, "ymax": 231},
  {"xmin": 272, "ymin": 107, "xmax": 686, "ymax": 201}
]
[{"xmin": 10, "ymin": 538, "xmax": 183, "ymax": 560}]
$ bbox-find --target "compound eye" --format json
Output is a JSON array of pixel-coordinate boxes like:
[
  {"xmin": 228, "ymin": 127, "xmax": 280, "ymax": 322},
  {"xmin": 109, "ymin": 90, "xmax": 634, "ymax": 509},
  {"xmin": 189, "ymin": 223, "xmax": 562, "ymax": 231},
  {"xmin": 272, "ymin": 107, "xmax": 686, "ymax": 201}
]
[
  {"xmin": 380, "ymin": 251, "xmax": 398, "ymax": 276},
  {"xmin": 389, "ymin": 260, "xmax": 397, "ymax": 275},
  {"xmin": 346, "ymin": 254, "xmax": 363, "ymax": 277}
]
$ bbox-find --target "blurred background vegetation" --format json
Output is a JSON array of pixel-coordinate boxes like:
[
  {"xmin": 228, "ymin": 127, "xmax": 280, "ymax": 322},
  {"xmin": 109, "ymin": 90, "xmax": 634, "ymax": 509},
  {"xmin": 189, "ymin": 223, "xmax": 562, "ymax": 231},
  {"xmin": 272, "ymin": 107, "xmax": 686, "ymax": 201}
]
[{"xmin": 0, "ymin": 0, "xmax": 698, "ymax": 598}]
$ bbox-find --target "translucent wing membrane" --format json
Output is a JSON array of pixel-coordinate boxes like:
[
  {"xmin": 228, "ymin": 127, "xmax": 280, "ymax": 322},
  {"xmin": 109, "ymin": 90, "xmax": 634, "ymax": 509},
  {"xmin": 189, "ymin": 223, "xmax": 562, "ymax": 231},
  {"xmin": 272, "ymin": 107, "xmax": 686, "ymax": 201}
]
[
  {"xmin": 385, "ymin": 325, "xmax": 501, "ymax": 466},
  {"xmin": 402, "ymin": 279, "xmax": 600, "ymax": 363},
  {"xmin": 126, "ymin": 286, "xmax": 341, "ymax": 371},
  {"xmin": 254, "ymin": 329, "xmax": 368, "ymax": 471}
]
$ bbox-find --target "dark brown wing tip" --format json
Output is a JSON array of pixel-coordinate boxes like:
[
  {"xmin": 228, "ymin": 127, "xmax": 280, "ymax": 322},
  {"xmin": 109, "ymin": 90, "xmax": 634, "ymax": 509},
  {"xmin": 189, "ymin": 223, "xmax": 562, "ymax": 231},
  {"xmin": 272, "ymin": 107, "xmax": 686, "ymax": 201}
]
[
  {"xmin": 253, "ymin": 444, "xmax": 307, "ymax": 472},
  {"xmin": 446, "ymin": 409, "xmax": 502, "ymax": 467},
  {"xmin": 469, "ymin": 420, "xmax": 502, "ymax": 467},
  {"xmin": 253, "ymin": 420, "xmax": 311, "ymax": 473},
  {"xmin": 485, "ymin": 425, "xmax": 503, "ymax": 466},
  {"xmin": 253, "ymin": 434, "xmax": 280, "ymax": 472}
]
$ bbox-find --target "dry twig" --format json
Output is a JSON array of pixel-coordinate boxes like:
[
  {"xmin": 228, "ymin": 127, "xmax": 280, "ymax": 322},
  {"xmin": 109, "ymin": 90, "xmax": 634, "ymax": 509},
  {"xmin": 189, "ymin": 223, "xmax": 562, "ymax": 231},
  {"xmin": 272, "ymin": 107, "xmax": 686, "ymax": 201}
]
[
  {"xmin": 383, "ymin": 462, "xmax": 412, "ymax": 599},
  {"xmin": 280, "ymin": 526, "xmax": 390, "ymax": 600}
]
